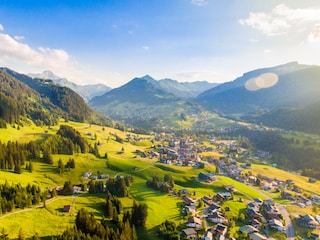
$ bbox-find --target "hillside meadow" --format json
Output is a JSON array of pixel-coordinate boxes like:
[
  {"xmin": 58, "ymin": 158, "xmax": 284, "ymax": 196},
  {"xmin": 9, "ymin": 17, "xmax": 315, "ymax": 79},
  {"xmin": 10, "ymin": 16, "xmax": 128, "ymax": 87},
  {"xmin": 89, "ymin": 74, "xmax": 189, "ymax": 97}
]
[{"xmin": 0, "ymin": 120, "xmax": 315, "ymax": 239}]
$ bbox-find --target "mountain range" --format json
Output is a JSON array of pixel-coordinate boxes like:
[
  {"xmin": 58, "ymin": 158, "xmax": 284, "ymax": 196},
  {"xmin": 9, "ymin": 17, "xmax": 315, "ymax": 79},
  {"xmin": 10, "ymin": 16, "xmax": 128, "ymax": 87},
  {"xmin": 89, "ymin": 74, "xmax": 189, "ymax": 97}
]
[
  {"xmin": 28, "ymin": 70, "xmax": 111, "ymax": 102},
  {"xmin": 2, "ymin": 62, "xmax": 320, "ymax": 133}
]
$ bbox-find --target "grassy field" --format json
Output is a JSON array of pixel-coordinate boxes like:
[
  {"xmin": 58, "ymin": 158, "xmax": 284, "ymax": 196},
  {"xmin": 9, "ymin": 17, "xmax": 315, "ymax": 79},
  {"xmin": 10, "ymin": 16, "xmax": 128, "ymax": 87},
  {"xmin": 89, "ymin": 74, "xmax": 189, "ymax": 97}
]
[
  {"xmin": 243, "ymin": 164, "xmax": 320, "ymax": 196},
  {"xmin": 1, "ymin": 120, "xmax": 318, "ymax": 239}
]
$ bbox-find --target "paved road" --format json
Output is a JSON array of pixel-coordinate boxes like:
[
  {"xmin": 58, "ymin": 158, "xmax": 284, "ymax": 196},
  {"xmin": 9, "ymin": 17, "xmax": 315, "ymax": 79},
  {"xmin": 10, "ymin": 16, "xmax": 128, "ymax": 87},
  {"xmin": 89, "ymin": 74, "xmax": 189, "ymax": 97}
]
[
  {"xmin": 275, "ymin": 203, "xmax": 295, "ymax": 239},
  {"xmin": 250, "ymin": 186, "xmax": 295, "ymax": 239}
]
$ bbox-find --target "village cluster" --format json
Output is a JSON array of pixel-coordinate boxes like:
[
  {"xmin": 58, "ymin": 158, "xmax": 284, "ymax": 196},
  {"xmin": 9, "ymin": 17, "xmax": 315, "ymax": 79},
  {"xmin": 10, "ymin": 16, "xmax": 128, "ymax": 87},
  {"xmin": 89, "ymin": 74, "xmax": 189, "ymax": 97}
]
[{"xmin": 135, "ymin": 135, "xmax": 320, "ymax": 239}]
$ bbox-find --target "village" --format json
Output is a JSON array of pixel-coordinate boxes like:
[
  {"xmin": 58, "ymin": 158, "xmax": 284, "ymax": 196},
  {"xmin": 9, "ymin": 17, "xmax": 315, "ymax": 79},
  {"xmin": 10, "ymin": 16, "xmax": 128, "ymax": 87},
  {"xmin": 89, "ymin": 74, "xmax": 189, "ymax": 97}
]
[{"xmin": 134, "ymin": 134, "xmax": 320, "ymax": 239}]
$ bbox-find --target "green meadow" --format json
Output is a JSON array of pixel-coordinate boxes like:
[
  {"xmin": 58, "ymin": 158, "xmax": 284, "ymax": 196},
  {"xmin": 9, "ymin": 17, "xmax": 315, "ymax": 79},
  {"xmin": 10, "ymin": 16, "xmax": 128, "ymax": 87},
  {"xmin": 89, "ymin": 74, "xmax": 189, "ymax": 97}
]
[{"xmin": 0, "ymin": 120, "xmax": 313, "ymax": 239}]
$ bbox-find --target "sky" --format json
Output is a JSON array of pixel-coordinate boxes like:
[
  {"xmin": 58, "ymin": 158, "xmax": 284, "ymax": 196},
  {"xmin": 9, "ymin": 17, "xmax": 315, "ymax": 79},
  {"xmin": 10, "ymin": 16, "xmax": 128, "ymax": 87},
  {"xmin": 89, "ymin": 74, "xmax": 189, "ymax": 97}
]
[{"xmin": 0, "ymin": 0, "xmax": 320, "ymax": 88}]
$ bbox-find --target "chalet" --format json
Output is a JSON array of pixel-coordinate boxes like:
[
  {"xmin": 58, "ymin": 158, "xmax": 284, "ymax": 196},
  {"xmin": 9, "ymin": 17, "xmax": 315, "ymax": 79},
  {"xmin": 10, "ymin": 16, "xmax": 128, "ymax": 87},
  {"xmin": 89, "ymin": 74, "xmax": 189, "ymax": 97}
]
[
  {"xmin": 297, "ymin": 214, "xmax": 320, "ymax": 228},
  {"xmin": 247, "ymin": 208, "xmax": 263, "ymax": 220},
  {"xmin": 224, "ymin": 185, "xmax": 235, "ymax": 192},
  {"xmin": 312, "ymin": 195, "xmax": 320, "ymax": 204},
  {"xmin": 247, "ymin": 202, "xmax": 260, "ymax": 212},
  {"xmin": 250, "ymin": 218, "xmax": 262, "ymax": 229},
  {"xmin": 207, "ymin": 211, "xmax": 227, "ymax": 224},
  {"xmin": 254, "ymin": 198, "xmax": 264, "ymax": 206},
  {"xmin": 309, "ymin": 177, "xmax": 317, "ymax": 183},
  {"xmin": 208, "ymin": 203, "xmax": 221, "ymax": 212},
  {"xmin": 213, "ymin": 224, "xmax": 227, "ymax": 236},
  {"xmin": 179, "ymin": 189, "xmax": 189, "ymax": 195},
  {"xmin": 264, "ymin": 199, "xmax": 273, "ymax": 206},
  {"xmin": 202, "ymin": 196, "xmax": 214, "ymax": 205},
  {"xmin": 239, "ymin": 225, "xmax": 259, "ymax": 234},
  {"xmin": 281, "ymin": 191, "xmax": 294, "ymax": 201},
  {"xmin": 63, "ymin": 205, "xmax": 71, "ymax": 212},
  {"xmin": 201, "ymin": 231, "xmax": 213, "ymax": 240},
  {"xmin": 82, "ymin": 171, "xmax": 92, "ymax": 178},
  {"xmin": 248, "ymin": 175, "xmax": 257, "ymax": 184},
  {"xmin": 182, "ymin": 205, "xmax": 196, "ymax": 216},
  {"xmin": 73, "ymin": 186, "xmax": 81, "ymax": 194},
  {"xmin": 297, "ymin": 195, "xmax": 312, "ymax": 206},
  {"xmin": 187, "ymin": 216, "xmax": 202, "ymax": 229},
  {"xmin": 269, "ymin": 219, "xmax": 284, "ymax": 231},
  {"xmin": 249, "ymin": 232, "xmax": 268, "ymax": 240},
  {"xmin": 184, "ymin": 197, "xmax": 197, "ymax": 206},
  {"xmin": 215, "ymin": 192, "xmax": 232, "ymax": 201},
  {"xmin": 181, "ymin": 228, "xmax": 197, "ymax": 239}
]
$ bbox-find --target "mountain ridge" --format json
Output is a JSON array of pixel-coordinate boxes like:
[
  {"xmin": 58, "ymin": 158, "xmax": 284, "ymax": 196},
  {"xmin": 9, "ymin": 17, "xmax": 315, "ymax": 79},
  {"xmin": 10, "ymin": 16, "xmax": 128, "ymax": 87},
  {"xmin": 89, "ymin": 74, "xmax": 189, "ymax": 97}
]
[{"xmin": 28, "ymin": 70, "xmax": 111, "ymax": 102}]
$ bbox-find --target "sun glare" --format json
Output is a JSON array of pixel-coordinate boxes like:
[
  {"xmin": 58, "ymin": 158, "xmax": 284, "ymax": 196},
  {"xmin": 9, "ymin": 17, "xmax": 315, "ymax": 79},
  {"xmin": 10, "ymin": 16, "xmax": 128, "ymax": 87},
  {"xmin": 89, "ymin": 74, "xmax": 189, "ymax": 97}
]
[{"xmin": 245, "ymin": 72, "xmax": 279, "ymax": 91}]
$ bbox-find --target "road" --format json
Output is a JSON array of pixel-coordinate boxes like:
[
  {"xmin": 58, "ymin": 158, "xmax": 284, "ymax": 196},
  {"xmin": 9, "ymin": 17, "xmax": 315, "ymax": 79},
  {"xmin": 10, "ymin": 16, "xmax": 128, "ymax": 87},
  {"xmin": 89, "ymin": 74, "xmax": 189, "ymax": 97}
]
[
  {"xmin": 275, "ymin": 203, "xmax": 295, "ymax": 239},
  {"xmin": 250, "ymin": 186, "xmax": 295, "ymax": 239}
]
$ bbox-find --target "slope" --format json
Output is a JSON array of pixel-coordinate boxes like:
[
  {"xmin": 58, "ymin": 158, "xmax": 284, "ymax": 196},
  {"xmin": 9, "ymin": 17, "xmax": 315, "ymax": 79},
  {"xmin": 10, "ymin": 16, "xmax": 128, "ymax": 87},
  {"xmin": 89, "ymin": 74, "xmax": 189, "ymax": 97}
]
[{"xmin": 197, "ymin": 62, "xmax": 319, "ymax": 114}]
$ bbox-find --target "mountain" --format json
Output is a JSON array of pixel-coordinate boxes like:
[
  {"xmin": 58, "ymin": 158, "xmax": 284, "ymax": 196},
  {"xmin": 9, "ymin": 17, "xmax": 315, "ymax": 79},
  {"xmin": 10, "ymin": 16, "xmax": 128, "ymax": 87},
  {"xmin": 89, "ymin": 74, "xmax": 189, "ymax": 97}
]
[
  {"xmin": 197, "ymin": 62, "xmax": 319, "ymax": 114},
  {"xmin": 28, "ymin": 70, "xmax": 111, "ymax": 102},
  {"xmin": 157, "ymin": 79, "xmax": 218, "ymax": 99},
  {"xmin": 89, "ymin": 75, "xmax": 202, "ymax": 128},
  {"xmin": 0, "ymin": 68, "xmax": 112, "ymax": 126}
]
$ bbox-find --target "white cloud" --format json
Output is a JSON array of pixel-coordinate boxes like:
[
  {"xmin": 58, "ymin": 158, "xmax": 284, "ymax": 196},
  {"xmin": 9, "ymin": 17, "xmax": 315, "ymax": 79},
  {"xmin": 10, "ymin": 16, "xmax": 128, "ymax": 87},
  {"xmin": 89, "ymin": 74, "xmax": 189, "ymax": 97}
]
[
  {"xmin": 190, "ymin": 0, "xmax": 207, "ymax": 7},
  {"xmin": 239, "ymin": 4, "xmax": 320, "ymax": 37},
  {"xmin": 0, "ymin": 32, "xmax": 79, "ymax": 80},
  {"xmin": 142, "ymin": 46, "xmax": 150, "ymax": 51},
  {"xmin": 0, "ymin": 24, "xmax": 4, "ymax": 31},
  {"xmin": 14, "ymin": 35, "xmax": 24, "ymax": 41}
]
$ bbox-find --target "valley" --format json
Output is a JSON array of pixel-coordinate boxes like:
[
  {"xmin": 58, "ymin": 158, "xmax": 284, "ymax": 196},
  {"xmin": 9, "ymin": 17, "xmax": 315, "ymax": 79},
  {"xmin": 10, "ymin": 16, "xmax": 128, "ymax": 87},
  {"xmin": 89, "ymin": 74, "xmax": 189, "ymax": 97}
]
[
  {"xmin": 1, "ymin": 63, "xmax": 320, "ymax": 239},
  {"xmin": 0, "ymin": 118, "xmax": 319, "ymax": 239}
]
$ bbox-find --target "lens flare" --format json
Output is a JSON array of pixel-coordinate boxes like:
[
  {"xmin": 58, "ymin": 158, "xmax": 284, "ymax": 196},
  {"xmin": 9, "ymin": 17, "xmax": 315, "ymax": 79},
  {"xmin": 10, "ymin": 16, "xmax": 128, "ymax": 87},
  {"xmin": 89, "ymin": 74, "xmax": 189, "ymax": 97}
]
[{"xmin": 245, "ymin": 73, "xmax": 279, "ymax": 91}]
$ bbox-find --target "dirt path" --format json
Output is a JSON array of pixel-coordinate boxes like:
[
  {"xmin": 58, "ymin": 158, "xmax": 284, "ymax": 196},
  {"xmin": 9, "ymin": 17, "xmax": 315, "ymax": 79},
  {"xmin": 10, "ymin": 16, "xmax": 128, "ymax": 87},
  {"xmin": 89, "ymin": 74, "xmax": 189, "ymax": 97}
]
[{"xmin": 0, "ymin": 195, "xmax": 76, "ymax": 219}]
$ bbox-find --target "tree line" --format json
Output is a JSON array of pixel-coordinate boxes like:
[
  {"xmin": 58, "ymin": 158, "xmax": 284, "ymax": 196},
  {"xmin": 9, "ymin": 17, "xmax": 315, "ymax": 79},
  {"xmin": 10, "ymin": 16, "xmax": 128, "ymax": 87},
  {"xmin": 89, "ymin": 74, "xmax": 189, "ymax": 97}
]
[
  {"xmin": 146, "ymin": 174, "xmax": 174, "ymax": 194},
  {"xmin": 0, "ymin": 181, "xmax": 43, "ymax": 214}
]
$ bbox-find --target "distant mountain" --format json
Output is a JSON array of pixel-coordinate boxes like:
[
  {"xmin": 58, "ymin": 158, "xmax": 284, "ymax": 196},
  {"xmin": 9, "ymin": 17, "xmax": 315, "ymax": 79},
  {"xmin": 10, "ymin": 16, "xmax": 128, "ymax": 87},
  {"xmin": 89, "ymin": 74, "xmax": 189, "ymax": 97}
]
[
  {"xmin": 89, "ymin": 75, "xmax": 202, "ymax": 127},
  {"xmin": 197, "ymin": 62, "xmax": 319, "ymax": 114},
  {"xmin": 0, "ymin": 68, "xmax": 111, "ymax": 126},
  {"xmin": 157, "ymin": 79, "xmax": 218, "ymax": 99},
  {"xmin": 28, "ymin": 70, "xmax": 111, "ymax": 102}
]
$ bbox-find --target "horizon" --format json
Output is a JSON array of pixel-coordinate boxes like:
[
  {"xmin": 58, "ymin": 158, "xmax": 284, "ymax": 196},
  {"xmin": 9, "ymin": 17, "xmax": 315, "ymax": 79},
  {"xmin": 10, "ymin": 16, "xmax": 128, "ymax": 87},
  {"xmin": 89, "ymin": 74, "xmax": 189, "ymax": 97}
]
[{"xmin": 0, "ymin": 1, "xmax": 320, "ymax": 88}]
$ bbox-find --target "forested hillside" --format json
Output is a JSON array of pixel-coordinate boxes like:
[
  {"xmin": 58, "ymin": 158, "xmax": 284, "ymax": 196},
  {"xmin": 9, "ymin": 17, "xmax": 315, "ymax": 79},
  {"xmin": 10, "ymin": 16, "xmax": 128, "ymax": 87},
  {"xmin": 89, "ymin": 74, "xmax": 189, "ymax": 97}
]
[{"xmin": 0, "ymin": 68, "xmax": 112, "ymax": 127}]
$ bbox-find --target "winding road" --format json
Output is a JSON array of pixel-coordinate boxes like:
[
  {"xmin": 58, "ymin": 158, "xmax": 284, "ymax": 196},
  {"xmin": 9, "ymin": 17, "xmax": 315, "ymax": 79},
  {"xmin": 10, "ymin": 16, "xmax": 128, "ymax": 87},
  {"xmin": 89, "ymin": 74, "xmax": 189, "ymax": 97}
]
[{"xmin": 250, "ymin": 186, "xmax": 295, "ymax": 239}]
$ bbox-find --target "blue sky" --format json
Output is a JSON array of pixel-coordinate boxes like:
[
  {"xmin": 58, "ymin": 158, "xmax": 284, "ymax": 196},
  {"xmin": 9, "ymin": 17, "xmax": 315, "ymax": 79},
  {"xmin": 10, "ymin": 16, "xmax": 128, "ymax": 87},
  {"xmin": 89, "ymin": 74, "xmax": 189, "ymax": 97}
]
[{"xmin": 0, "ymin": 0, "xmax": 320, "ymax": 87}]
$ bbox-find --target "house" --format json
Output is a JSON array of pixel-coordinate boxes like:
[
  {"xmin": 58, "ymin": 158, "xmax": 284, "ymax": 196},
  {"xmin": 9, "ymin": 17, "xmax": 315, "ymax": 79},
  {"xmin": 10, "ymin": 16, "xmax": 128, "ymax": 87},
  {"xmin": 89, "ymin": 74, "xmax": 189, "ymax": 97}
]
[
  {"xmin": 247, "ymin": 208, "xmax": 263, "ymax": 220},
  {"xmin": 181, "ymin": 228, "xmax": 197, "ymax": 239},
  {"xmin": 184, "ymin": 197, "xmax": 197, "ymax": 206},
  {"xmin": 269, "ymin": 219, "xmax": 284, "ymax": 231},
  {"xmin": 239, "ymin": 225, "xmax": 259, "ymax": 234},
  {"xmin": 201, "ymin": 230, "xmax": 213, "ymax": 240},
  {"xmin": 250, "ymin": 218, "xmax": 262, "ymax": 229},
  {"xmin": 213, "ymin": 224, "xmax": 228, "ymax": 236},
  {"xmin": 182, "ymin": 205, "xmax": 196, "ymax": 216},
  {"xmin": 215, "ymin": 192, "xmax": 232, "ymax": 201},
  {"xmin": 224, "ymin": 185, "xmax": 235, "ymax": 192},
  {"xmin": 73, "ymin": 186, "xmax": 81, "ymax": 194},
  {"xmin": 297, "ymin": 214, "xmax": 320, "ymax": 228},
  {"xmin": 208, "ymin": 203, "xmax": 221, "ymax": 212},
  {"xmin": 249, "ymin": 232, "xmax": 267, "ymax": 240},
  {"xmin": 312, "ymin": 195, "xmax": 320, "ymax": 204},
  {"xmin": 202, "ymin": 196, "xmax": 214, "ymax": 205},
  {"xmin": 247, "ymin": 202, "xmax": 260, "ymax": 211},
  {"xmin": 63, "ymin": 205, "xmax": 71, "ymax": 212},
  {"xmin": 207, "ymin": 211, "xmax": 227, "ymax": 224},
  {"xmin": 187, "ymin": 216, "xmax": 202, "ymax": 228},
  {"xmin": 254, "ymin": 198, "xmax": 263, "ymax": 206}
]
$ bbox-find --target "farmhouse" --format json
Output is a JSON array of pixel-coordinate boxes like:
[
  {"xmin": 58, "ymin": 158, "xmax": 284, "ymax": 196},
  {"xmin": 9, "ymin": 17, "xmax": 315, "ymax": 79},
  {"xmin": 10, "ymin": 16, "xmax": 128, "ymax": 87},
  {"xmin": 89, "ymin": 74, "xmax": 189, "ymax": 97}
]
[{"xmin": 181, "ymin": 228, "xmax": 197, "ymax": 239}]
